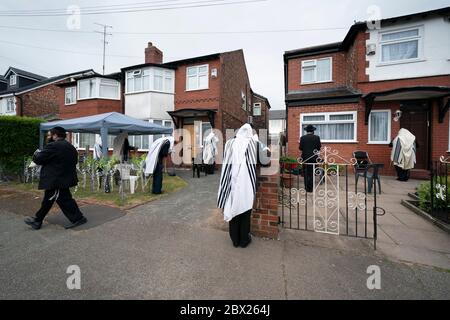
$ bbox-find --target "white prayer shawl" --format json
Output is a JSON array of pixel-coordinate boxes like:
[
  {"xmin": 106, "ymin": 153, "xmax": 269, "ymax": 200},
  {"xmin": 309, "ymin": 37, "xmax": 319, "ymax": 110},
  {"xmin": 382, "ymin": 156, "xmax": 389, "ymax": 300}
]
[
  {"xmin": 203, "ymin": 132, "xmax": 219, "ymax": 165},
  {"xmin": 218, "ymin": 124, "xmax": 258, "ymax": 222},
  {"xmin": 391, "ymin": 128, "xmax": 416, "ymax": 170},
  {"xmin": 93, "ymin": 135, "xmax": 103, "ymax": 160},
  {"xmin": 144, "ymin": 137, "xmax": 174, "ymax": 176},
  {"xmin": 112, "ymin": 132, "xmax": 128, "ymax": 161}
]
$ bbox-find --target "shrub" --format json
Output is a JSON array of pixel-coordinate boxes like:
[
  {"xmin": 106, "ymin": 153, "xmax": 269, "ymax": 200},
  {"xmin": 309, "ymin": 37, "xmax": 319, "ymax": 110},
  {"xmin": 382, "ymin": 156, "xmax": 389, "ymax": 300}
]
[
  {"xmin": 417, "ymin": 178, "xmax": 450, "ymax": 212},
  {"xmin": 0, "ymin": 116, "xmax": 43, "ymax": 178}
]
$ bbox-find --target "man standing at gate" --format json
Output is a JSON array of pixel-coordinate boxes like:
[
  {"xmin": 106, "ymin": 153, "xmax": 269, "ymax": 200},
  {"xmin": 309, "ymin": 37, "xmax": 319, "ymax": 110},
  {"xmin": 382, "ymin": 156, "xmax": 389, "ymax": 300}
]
[
  {"xmin": 300, "ymin": 124, "xmax": 322, "ymax": 193},
  {"xmin": 24, "ymin": 127, "xmax": 87, "ymax": 230}
]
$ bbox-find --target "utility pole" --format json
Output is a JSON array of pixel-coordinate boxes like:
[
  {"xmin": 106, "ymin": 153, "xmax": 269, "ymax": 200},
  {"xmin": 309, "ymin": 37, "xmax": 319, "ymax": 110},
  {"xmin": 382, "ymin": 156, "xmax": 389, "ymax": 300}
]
[{"xmin": 94, "ymin": 23, "xmax": 113, "ymax": 75}]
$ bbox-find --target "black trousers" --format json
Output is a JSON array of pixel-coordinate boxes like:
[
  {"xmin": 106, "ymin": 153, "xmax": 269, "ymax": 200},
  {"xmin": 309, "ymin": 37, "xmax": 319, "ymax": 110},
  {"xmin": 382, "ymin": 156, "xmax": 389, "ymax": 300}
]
[
  {"xmin": 229, "ymin": 210, "xmax": 252, "ymax": 247},
  {"xmin": 304, "ymin": 164, "xmax": 314, "ymax": 192},
  {"xmin": 395, "ymin": 166, "xmax": 410, "ymax": 182},
  {"xmin": 152, "ymin": 163, "xmax": 163, "ymax": 194},
  {"xmin": 35, "ymin": 189, "xmax": 84, "ymax": 223}
]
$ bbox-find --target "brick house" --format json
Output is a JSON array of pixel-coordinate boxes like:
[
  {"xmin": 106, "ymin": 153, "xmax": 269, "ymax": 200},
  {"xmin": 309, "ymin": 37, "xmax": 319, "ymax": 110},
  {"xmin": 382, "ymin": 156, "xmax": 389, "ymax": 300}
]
[
  {"xmin": 284, "ymin": 7, "xmax": 450, "ymax": 176},
  {"xmin": 0, "ymin": 67, "xmax": 98, "ymax": 120},
  {"xmin": 121, "ymin": 43, "xmax": 270, "ymax": 162}
]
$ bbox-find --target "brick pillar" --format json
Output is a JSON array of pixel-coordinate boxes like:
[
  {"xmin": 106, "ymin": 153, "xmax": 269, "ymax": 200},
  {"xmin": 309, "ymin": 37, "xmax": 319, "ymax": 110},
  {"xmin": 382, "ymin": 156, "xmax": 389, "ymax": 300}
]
[{"xmin": 252, "ymin": 170, "xmax": 280, "ymax": 239}]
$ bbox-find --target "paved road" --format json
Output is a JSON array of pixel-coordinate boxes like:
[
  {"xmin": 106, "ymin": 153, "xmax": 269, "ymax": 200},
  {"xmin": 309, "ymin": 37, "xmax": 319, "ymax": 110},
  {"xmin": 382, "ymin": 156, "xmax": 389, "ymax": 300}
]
[{"xmin": 0, "ymin": 171, "xmax": 449, "ymax": 299}]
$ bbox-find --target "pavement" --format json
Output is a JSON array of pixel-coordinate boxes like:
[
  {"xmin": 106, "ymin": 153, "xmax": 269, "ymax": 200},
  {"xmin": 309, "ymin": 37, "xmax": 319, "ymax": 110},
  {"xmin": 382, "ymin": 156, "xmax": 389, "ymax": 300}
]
[{"xmin": 0, "ymin": 170, "xmax": 449, "ymax": 300}]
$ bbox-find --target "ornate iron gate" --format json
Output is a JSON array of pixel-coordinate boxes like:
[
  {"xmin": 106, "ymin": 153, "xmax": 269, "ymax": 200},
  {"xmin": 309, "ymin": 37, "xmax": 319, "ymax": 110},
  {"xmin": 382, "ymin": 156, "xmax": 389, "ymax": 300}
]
[{"xmin": 279, "ymin": 147, "xmax": 385, "ymax": 249}]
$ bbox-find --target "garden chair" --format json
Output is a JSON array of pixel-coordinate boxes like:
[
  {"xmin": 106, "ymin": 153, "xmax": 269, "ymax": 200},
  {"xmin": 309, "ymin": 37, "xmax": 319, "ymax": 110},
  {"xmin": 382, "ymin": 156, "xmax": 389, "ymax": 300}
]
[{"xmin": 353, "ymin": 151, "xmax": 382, "ymax": 194}]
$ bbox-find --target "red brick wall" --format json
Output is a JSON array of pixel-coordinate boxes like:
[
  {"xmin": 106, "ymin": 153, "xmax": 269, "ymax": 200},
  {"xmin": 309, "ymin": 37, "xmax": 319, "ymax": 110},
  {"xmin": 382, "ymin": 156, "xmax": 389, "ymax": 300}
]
[
  {"xmin": 287, "ymin": 52, "xmax": 348, "ymax": 92},
  {"xmin": 252, "ymin": 171, "xmax": 279, "ymax": 239},
  {"xmin": 219, "ymin": 50, "xmax": 253, "ymax": 133},
  {"xmin": 19, "ymin": 84, "xmax": 61, "ymax": 118},
  {"xmin": 59, "ymin": 93, "xmax": 121, "ymax": 120},
  {"xmin": 358, "ymin": 75, "xmax": 450, "ymax": 94},
  {"xmin": 251, "ymin": 94, "xmax": 269, "ymax": 131}
]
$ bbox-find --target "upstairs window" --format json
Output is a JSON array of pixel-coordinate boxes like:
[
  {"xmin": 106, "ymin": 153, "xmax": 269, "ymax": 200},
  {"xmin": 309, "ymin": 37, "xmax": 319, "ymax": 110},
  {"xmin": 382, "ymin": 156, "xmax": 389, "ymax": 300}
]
[
  {"xmin": 380, "ymin": 27, "xmax": 422, "ymax": 63},
  {"xmin": 78, "ymin": 78, "xmax": 120, "ymax": 100},
  {"xmin": 9, "ymin": 74, "xmax": 17, "ymax": 86},
  {"xmin": 186, "ymin": 65, "xmax": 209, "ymax": 91},
  {"xmin": 65, "ymin": 87, "xmax": 77, "ymax": 105},
  {"xmin": 253, "ymin": 103, "xmax": 262, "ymax": 116},
  {"xmin": 301, "ymin": 57, "xmax": 332, "ymax": 84},
  {"xmin": 126, "ymin": 68, "xmax": 174, "ymax": 94}
]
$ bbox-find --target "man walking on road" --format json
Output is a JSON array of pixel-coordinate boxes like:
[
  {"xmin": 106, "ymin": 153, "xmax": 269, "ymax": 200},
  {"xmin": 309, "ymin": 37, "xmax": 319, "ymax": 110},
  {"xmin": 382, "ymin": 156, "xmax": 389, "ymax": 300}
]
[{"xmin": 24, "ymin": 127, "xmax": 87, "ymax": 230}]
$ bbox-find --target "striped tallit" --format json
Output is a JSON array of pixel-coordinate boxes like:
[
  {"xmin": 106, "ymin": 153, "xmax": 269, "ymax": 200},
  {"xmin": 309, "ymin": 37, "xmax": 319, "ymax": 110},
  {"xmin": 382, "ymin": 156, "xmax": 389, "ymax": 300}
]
[
  {"xmin": 218, "ymin": 124, "xmax": 258, "ymax": 222},
  {"xmin": 391, "ymin": 128, "xmax": 416, "ymax": 170}
]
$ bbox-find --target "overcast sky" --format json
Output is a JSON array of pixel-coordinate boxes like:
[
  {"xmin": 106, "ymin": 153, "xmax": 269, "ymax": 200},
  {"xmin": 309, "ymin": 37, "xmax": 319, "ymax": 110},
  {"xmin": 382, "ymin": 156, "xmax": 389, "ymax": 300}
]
[{"xmin": 0, "ymin": 0, "xmax": 448, "ymax": 109}]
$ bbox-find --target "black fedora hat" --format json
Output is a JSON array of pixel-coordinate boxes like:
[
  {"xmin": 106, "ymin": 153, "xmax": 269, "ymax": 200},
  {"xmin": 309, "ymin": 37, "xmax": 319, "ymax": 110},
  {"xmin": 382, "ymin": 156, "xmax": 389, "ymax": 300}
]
[{"xmin": 304, "ymin": 124, "xmax": 317, "ymax": 132}]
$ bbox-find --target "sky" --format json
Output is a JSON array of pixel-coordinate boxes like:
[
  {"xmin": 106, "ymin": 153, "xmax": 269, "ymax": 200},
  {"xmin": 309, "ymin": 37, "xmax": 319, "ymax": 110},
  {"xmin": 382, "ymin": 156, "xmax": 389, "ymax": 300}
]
[{"xmin": 0, "ymin": 0, "xmax": 448, "ymax": 109}]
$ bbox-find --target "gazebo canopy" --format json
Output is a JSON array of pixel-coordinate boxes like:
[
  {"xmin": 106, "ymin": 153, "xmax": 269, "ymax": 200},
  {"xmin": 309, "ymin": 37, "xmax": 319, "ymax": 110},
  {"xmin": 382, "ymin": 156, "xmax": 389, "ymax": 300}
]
[{"xmin": 39, "ymin": 112, "xmax": 173, "ymax": 156}]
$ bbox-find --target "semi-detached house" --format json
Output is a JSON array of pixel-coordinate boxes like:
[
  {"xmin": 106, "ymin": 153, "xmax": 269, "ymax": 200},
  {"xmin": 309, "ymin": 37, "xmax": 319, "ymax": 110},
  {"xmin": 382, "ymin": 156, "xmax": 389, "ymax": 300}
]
[{"xmin": 284, "ymin": 6, "xmax": 450, "ymax": 177}]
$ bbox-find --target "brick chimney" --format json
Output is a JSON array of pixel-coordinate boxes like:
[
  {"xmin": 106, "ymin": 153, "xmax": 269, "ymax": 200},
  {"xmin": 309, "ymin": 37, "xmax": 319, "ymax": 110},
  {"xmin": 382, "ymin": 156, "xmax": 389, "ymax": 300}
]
[{"xmin": 145, "ymin": 42, "xmax": 163, "ymax": 64}]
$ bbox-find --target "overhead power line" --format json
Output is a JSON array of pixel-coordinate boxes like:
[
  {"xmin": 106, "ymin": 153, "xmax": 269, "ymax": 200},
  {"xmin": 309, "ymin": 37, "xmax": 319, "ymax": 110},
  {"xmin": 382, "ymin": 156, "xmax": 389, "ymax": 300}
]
[
  {"xmin": 0, "ymin": 25, "xmax": 348, "ymax": 35},
  {"xmin": 0, "ymin": 0, "xmax": 266, "ymax": 17}
]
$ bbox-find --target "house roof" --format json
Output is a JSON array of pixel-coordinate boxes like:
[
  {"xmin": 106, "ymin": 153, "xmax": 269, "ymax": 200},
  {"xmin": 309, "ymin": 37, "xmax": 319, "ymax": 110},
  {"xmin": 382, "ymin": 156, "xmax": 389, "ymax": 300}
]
[
  {"xmin": 286, "ymin": 87, "xmax": 362, "ymax": 106},
  {"xmin": 0, "ymin": 69, "xmax": 95, "ymax": 96},
  {"xmin": 285, "ymin": 6, "xmax": 450, "ymax": 59},
  {"xmin": 269, "ymin": 109, "xmax": 286, "ymax": 120},
  {"xmin": 252, "ymin": 91, "xmax": 272, "ymax": 109},
  {"xmin": 4, "ymin": 67, "xmax": 47, "ymax": 81},
  {"xmin": 0, "ymin": 75, "xmax": 6, "ymax": 83},
  {"xmin": 121, "ymin": 62, "xmax": 177, "ymax": 72}
]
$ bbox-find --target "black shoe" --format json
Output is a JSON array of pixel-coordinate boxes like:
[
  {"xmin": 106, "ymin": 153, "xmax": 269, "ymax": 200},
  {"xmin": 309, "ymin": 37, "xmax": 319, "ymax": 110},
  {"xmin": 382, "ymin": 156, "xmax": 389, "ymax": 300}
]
[
  {"xmin": 65, "ymin": 217, "xmax": 87, "ymax": 230},
  {"xmin": 240, "ymin": 236, "xmax": 252, "ymax": 248},
  {"xmin": 24, "ymin": 217, "xmax": 42, "ymax": 230}
]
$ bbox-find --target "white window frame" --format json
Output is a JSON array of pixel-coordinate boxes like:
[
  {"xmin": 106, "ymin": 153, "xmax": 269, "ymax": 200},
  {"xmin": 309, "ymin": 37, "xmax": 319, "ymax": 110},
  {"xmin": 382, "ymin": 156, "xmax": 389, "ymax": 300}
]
[
  {"xmin": 65, "ymin": 87, "xmax": 77, "ymax": 105},
  {"xmin": 301, "ymin": 57, "xmax": 333, "ymax": 84},
  {"xmin": 9, "ymin": 74, "xmax": 16, "ymax": 86},
  {"xmin": 149, "ymin": 119, "xmax": 173, "ymax": 147},
  {"xmin": 186, "ymin": 64, "xmax": 209, "ymax": 91},
  {"xmin": 368, "ymin": 109, "xmax": 391, "ymax": 145},
  {"xmin": 253, "ymin": 102, "xmax": 262, "ymax": 116},
  {"xmin": 77, "ymin": 78, "xmax": 120, "ymax": 101},
  {"xmin": 125, "ymin": 67, "xmax": 174, "ymax": 94},
  {"xmin": 300, "ymin": 111, "xmax": 357, "ymax": 143},
  {"xmin": 6, "ymin": 97, "xmax": 15, "ymax": 113},
  {"xmin": 378, "ymin": 26, "xmax": 423, "ymax": 65}
]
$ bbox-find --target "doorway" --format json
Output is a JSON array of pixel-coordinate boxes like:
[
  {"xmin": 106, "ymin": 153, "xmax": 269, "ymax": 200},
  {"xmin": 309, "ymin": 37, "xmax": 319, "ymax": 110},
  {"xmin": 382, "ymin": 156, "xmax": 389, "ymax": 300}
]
[{"xmin": 400, "ymin": 102, "xmax": 431, "ymax": 170}]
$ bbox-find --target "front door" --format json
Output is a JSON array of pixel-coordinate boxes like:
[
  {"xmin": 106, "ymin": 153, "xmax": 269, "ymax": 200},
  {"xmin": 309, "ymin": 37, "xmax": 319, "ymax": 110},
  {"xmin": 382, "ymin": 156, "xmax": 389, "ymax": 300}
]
[
  {"xmin": 400, "ymin": 102, "xmax": 430, "ymax": 170},
  {"xmin": 182, "ymin": 124, "xmax": 195, "ymax": 165}
]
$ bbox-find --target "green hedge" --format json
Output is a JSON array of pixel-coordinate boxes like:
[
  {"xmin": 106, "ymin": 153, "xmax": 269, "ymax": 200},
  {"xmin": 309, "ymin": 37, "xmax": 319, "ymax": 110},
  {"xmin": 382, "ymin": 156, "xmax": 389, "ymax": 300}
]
[{"xmin": 0, "ymin": 116, "xmax": 43, "ymax": 176}]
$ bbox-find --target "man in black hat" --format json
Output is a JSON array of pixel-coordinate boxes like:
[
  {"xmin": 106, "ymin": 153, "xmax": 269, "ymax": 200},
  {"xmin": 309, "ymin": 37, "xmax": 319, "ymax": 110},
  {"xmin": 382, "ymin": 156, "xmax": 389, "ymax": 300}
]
[
  {"xmin": 24, "ymin": 126, "xmax": 87, "ymax": 230},
  {"xmin": 300, "ymin": 124, "xmax": 322, "ymax": 192}
]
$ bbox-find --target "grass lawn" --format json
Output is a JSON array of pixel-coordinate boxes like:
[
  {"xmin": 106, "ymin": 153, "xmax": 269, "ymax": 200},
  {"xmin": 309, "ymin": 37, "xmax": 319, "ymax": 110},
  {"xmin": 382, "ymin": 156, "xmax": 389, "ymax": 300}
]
[{"xmin": 6, "ymin": 174, "xmax": 188, "ymax": 209}]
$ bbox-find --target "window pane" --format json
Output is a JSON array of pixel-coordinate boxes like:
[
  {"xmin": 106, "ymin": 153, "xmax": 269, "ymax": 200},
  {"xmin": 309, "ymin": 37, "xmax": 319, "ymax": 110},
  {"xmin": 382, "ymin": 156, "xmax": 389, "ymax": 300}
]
[
  {"xmin": 382, "ymin": 29, "xmax": 419, "ymax": 41},
  {"xmin": 99, "ymin": 79, "xmax": 118, "ymax": 99},
  {"xmin": 303, "ymin": 123, "xmax": 354, "ymax": 141},
  {"xmin": 126, "ymin": 78, "xmax": 134, "ymax": 93},
  {"xmin": 302, "ymin": 60, "xmax": 316, "ymax": 67},
  {"xmin": 142, "ymin": 135, "xmax": 149, "ymax": 150},
  {"xmin": 79, "ymin": 133, "xmax": 96, "ymax": 149},
  {"xmin": 304, "ymin": 115, "xmax": 325, "ymax": 122},
  {"xmin": 198, "ymin": 75, "xmax": 208, "ymax": 89},
  {"xmin": 302, "ymin": 67, "xmax": 315, "ymax": 83},
  {"xmin": 154, "ymin": 75, "xmax": 163, "ymax": 91},
  {"xmin": 253, "ymin": 105, "xmax": 261, "ymax": 116},
  {"xmin": 153, "ymin": 120, "xmax": 163, "ymax": 142},
  {"xmin": 143, "ymin": 74, "xmax": 150, "ymax": 91},
  {"xmin": 330, "ymin": 114, "xmax": 353, "ymax": 121},
  {"xmin": 134, "ymin": 76, "xmax": 142, "ymax": 92},
  {"xmin": 370, "ymin": 112, "xmax": 389, "ymax": 142},
  {"xmin": 187, "ymin": 67, "xmax": 197, "ymax": 76},
  {"xmin": 164, "ymin": 77, "xmax": 173, "ymax": 92},
  {"xmin": 317, "ymin": 59, "xmax": 331, "ymax": 82},
  {"xmin": 382, "ymin": 40, "xmax": 418, "ymax": 62},
  {"xmin": 188, "ymin": 76, "xmax": 197, "ymax": 90},
  {"xmin": 78, "ymin": 79, "xmax": 94, "ymax": 99},
  {"xmin": 198, "ymin": 66, "xmax": 208, "ymax": 74}
]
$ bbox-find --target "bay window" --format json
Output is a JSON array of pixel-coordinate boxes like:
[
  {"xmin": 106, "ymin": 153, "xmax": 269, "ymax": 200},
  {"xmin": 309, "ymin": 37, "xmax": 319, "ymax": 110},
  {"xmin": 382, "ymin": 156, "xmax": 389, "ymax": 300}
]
[
  {"xmin": 186, "ymin": 65, "xmax": 209, "ymax": 91},
  {"xmin": 368, "ymin": 110, "xmax": 391, "ymax": 144},
  {"xmin": 380, "ymin": 27, "xmax": 422, "ymax": 63},
  {"xmin": 301, "ymin": 57, "xmax": 332, "ymax": 84},
  {"xmin": 78, "ymin": 78, "xmax": 120, "ymax": 100},
  {"xmin": 301, "ymin": 111, "xmax": 357, "ymax": 143},
  {"xmin": 126, "ymin": 67, "xmax": 174, "ymax": 94}
]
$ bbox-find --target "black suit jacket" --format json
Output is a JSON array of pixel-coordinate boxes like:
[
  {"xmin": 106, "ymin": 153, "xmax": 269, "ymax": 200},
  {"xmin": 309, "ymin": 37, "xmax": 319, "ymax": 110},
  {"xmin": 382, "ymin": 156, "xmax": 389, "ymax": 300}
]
[
  {"xmin": 33, "ymin": 139, "xmax": 79, "ymax": 190},
  {"xmin": 299, "ymin": 134, "xmax": 321, "ymax": 162}
]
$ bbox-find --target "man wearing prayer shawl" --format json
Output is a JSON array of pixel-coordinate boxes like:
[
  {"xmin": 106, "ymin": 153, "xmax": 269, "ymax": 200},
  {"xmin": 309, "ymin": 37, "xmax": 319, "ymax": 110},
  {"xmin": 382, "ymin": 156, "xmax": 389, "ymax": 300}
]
[
  {"xmin": 217, "ymin": 124, "xmax": 269, "ymax": 248},
  {"xmin": 390, "ymin": 128, "xmax": 417, "ymax": 182},
  {"xmin": 144, "ymin": 137, "xmax": 174, "ymax": 194},
  {"xmin": 203, "ymin": 131, "xmax": 219, "ymax": 174}
]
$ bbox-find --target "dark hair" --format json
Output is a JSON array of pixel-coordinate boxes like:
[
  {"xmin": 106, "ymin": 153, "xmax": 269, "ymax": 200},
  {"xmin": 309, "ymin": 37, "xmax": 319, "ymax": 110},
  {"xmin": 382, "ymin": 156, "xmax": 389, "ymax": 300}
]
[{"xmin": 50, "ymin": 126, "xmax": 67, "ymax": 139}]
